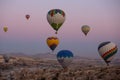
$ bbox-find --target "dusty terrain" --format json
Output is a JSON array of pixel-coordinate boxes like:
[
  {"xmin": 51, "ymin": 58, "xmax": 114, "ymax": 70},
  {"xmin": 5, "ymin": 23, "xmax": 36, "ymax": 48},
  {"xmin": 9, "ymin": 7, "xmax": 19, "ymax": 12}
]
[{"xmin": 0, "ymin": 53, "xmax": 120, "ymax": 80}]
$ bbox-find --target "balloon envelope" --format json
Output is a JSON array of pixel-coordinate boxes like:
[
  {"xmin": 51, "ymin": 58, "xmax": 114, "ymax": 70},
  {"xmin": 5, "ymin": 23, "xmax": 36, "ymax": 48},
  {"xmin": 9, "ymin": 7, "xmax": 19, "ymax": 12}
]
[
  {"xmin": 98, "ymin": 41, "xmax": 118, "ymax": 65},
  {"xmin": 81, "ymin": 25, "xmax": 90, "ymax": 36},
  {"xmin": 47, "ymin": 9, "xmax": 65, "ymax": 34},
  {"xmin": 46, "ymin": 36, "xmax": 59, "ymax": 51},
  {"xmin": 3, "ymin": 27, "xmax": 8, "ymax": 32},
  {"xmin": 57, "ymin": 50, "xmax": 74, "ymax": 69}
]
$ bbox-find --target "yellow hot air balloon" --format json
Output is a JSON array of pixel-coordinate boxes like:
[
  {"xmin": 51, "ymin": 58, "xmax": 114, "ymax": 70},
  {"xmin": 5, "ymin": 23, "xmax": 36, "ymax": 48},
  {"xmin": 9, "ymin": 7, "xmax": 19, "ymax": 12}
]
[
  {"xmin": 3, "ymin": 27, "xmax": 8, "ymax": 32},
  {"xmin": 46, "ymin": 36, "xmax": 59, "ymax": 51},
  {"xmin": 81, "ymin": 25, "xmax": 90, "ymax": 36}
]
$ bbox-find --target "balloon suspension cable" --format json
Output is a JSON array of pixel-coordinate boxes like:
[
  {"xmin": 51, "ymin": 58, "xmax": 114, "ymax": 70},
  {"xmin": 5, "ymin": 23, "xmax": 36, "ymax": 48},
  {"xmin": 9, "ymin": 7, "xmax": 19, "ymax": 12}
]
[
  {"xmin": 51, "ymin": 50, "xmax": 54, "ymax": 53},
  {"xmin": 85, "ymin": 33, "xmax": 87, "ymax": 36},
  {"xmin": 106, "ymin": 63, "xmax": 109, "ymax": 66},
  {"xmin": 55, "ymin": 31, "xmax": 58, "ymax": 34}
]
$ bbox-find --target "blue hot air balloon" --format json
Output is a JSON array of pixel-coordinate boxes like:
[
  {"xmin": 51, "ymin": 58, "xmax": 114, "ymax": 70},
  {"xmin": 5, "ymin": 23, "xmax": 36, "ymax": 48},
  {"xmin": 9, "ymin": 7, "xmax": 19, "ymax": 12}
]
[{"xmin": 57, "ymin": 50, "xmax": 74, "ymax": 69}]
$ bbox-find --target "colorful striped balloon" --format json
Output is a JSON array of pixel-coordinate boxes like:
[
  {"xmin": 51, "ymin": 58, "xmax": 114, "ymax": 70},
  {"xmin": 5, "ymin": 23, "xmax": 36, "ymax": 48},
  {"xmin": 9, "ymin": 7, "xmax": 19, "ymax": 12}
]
[
  {"xmin": 46, "ymin": 36, "xmax": 59, "ymax": 51},
  {"xmin": 47, "ymin": 9, "xmax": 65, "ymax": 34},
  {"xmin": 98, "ymin": 41, "xmax": 118, "ymax": 66}
]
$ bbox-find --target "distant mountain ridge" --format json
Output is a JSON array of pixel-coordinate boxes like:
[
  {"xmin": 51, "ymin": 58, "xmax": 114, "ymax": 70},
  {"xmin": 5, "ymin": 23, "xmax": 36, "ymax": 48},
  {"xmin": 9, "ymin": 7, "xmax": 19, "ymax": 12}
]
[
  {"xmin": 0, "ymin": 52, "xmax": 119, "ymax": 65},
  {"xmin": 0, "ymin": 52, "xmax": 28, "ymax": 57}
]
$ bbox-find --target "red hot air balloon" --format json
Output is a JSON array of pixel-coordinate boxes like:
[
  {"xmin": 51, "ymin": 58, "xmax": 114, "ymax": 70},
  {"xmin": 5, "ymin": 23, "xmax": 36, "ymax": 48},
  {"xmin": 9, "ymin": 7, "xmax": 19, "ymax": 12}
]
[{"xmin": 25, "ymin": 14, "xmax": 30, "ymax": 20}]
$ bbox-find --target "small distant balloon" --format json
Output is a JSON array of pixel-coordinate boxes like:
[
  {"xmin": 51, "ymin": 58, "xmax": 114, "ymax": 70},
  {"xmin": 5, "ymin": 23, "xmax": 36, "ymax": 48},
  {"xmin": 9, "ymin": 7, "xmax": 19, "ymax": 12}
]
[
  {"xmin": 47, "ymin": 9, "xmax": 66, "ymax": 34},
  {"xmin": 57, "ymin": 50, "xmax": 74, "ymax": 69},
  {"xmin": 3, "ymin": 54, "xmax": 10, "ymax": 63},
  {"xmin": 46, "ymin": 36, "xmax": 59, "ymax": 52},
  {"xmin": 3, "ymin": 27, "xmax": 8, "ymax": 32},
  {"xmin": 26, "ymin": 14, "xmax": 30, "ymax": 20},
  {"xmin": 98, "ymin": 41, "xmax": 118, "ymax": 66},
  {"xmin": 81, "ymin": 25, "xmax": 90, "ymax": 36}
]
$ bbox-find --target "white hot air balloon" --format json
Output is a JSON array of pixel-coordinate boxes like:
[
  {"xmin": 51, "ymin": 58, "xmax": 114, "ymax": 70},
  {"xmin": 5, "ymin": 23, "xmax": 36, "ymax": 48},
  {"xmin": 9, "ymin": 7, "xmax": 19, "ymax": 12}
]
[{"xmin": 98, "ymin": 41, "xmax": 118, "ymax": 66}]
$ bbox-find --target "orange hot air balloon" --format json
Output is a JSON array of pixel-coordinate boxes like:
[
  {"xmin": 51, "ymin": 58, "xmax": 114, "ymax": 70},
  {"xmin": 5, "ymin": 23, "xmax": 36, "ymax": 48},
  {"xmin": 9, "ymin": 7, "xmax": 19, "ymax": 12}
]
[{"xmin": 46, "ymin": 36, "xmax": 59, "ymax": 51}]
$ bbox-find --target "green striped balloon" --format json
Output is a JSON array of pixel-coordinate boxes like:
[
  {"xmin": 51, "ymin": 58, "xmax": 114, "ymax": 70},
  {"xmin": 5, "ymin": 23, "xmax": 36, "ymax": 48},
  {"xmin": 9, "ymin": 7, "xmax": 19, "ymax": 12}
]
[
  {"xmin": 98, "ymin": 41, "xmax": 118, "ymax": 66},
  {"xmin": 47, "ymin": 9, "xmax": 65, "ymax": 34}
]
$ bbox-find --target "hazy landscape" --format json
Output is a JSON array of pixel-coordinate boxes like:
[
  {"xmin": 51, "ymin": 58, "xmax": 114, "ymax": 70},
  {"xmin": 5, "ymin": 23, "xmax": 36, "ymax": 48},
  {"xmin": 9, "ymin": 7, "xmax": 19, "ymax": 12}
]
[
  {"xmin": 0, "ymin": 0, "xmax": 120, "ymax": 80},
  {"xmin": 0, "ymin": 53, "xmax": 120, "ymax": 80}
]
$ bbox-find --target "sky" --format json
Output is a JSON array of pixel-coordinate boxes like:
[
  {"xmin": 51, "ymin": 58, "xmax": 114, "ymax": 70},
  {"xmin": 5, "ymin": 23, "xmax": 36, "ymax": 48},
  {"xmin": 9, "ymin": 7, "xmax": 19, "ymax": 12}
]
[{"xmin": 0, "ymin": 0, "xmax": 120, "ymax": 58}]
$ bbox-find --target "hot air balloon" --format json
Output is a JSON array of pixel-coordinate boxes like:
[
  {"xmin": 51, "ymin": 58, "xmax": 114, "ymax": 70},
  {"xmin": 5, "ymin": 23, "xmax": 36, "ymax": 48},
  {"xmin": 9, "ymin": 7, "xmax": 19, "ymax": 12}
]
[
  {"xmin": 57, "ymin": 50, "xmax": 74, "ymax": 69},
  {"xmin": 47, "ymin": 9, "xmax": 65, "ymax": 34},
  {"xmin": 98, "ymin": 41, "xmax": 118, "ymax": 66},
  {"xmin": 3, "ymin": 27, "xmax": 8, "ymax": 32},
  {"xmin": 46, "ymin": 36, "xmax": 59, "ymax": 52},
  {"xmin": 25, "ymin": 14, "xmax": 30, "ymax": 20},
  {"xmin": 81, "ymin": 25, "xmax": 90, "ymax": 36},
  {"xmin": 3, "ymin": 54, "xmax": 10, "ymax": 63}
]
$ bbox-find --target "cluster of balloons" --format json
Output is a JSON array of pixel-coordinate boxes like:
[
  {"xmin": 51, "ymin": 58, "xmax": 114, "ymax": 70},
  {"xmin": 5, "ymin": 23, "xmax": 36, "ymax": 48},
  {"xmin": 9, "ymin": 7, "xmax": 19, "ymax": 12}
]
[
  {"xmin": 1, "ymin": 9, "xmax": 118, "ymax": 69},
  {"xmin": 46, "ymin": 9, "xmax": 73, "ymax": 69},
  {"xmin": 47, "ymin": 9, "xmax": 90, "ymax": 35},
  {"xmin": 46, "ymin": 9, "xmax": 118, "ymax": 68},
  {"xmin": 3, "ymin": 14, "xmax": 30, "ymax": 32},
  {"xmin": 46, "ymin": 36, "xmax": 73, "ymax": 69}
]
